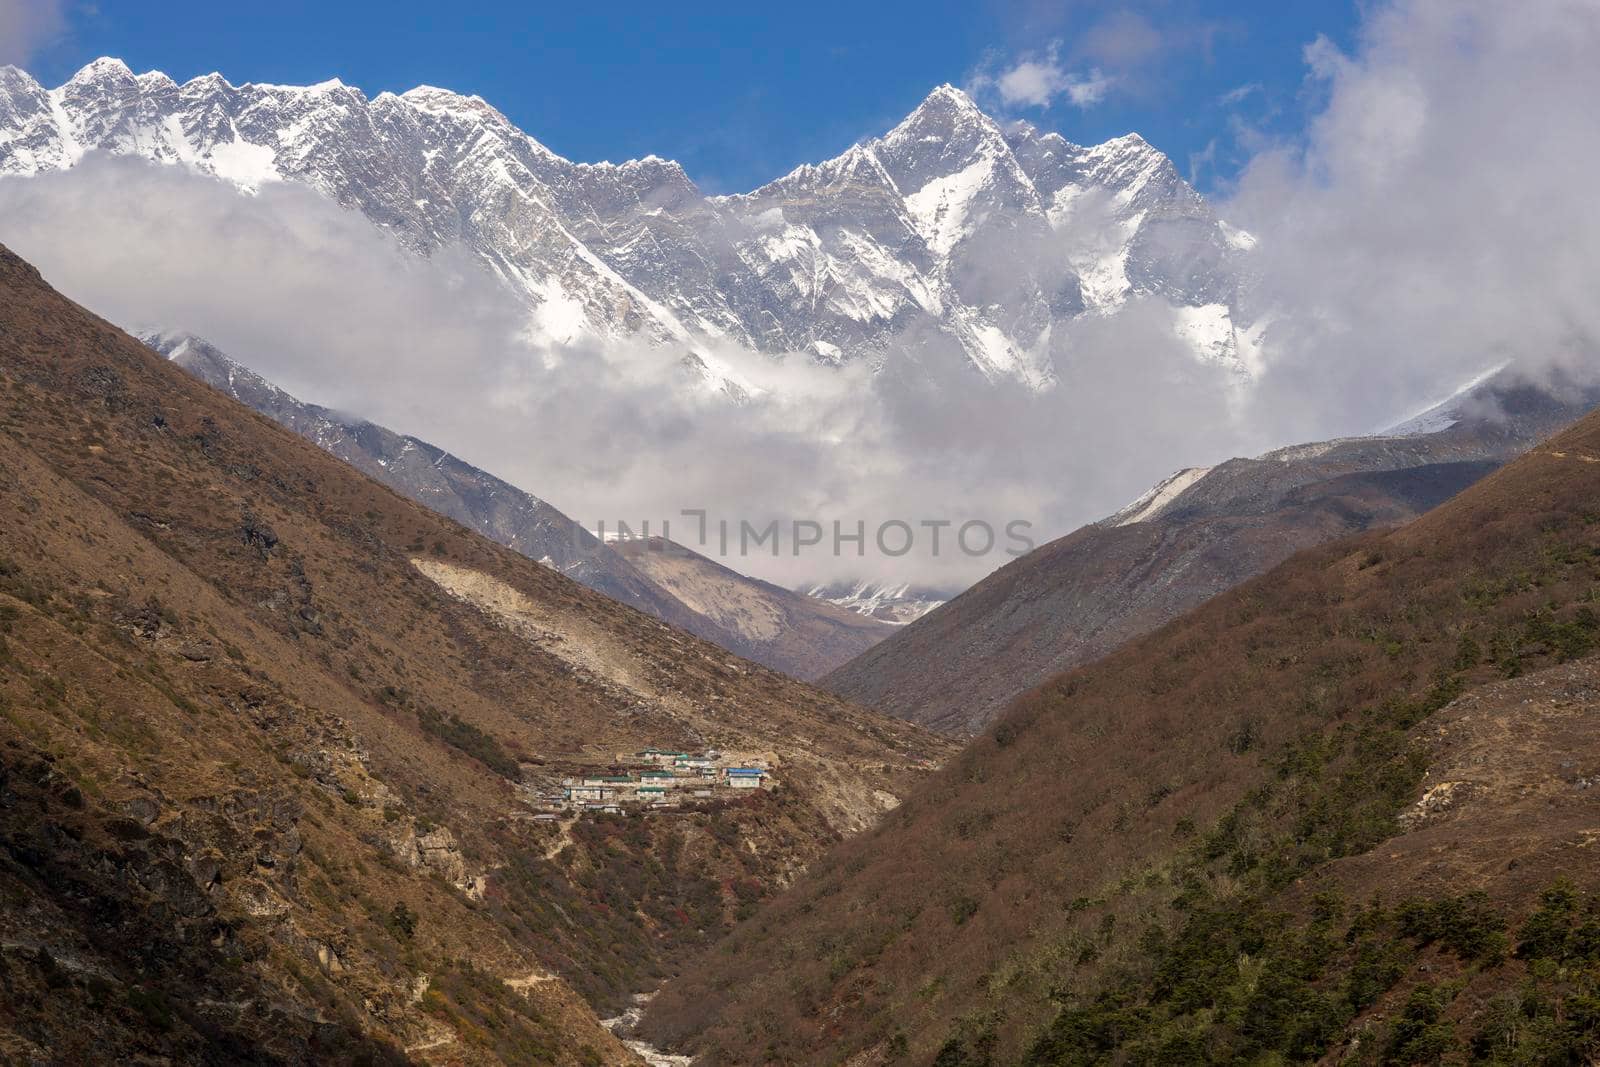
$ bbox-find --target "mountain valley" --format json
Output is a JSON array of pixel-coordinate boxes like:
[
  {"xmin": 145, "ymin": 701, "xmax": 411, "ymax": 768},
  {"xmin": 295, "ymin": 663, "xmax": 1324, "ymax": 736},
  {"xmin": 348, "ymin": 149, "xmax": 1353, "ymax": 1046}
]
[
  {"xmin": 1, "ymin": 14, "xmax": 1597, "ymax": 1065},
  {"xmin": 643, "ymin": 377, "xmax": 1600, "ymax": 1064},
  {"xmin": 0, "ymin": 244, "xmax": 950, "ymax": 1062}
]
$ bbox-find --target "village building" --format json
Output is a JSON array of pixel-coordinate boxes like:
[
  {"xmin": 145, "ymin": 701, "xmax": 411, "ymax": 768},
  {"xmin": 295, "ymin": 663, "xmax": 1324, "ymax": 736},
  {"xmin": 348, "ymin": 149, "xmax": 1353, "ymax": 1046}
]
[
  {"xmin": 628, "ymin": 748, "xmax": 689, "ymax": 766},
  {"xmin": 566, "ymin": 774, "xmax": 633, "ymax": 804},
  {"xmin": 557, "ymin": 749, "xmax": 775, "ymax": 812},
  {"xmin": 674, "ymin": 754, "xmax": 717, "ymax": 775}
]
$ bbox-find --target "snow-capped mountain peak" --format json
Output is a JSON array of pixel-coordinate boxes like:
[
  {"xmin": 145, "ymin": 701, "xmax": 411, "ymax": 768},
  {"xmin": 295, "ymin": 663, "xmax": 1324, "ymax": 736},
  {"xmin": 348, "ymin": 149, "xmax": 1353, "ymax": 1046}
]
[
  {"xmin": 804, "ymin": 579, "xmax": 949, "ymax": 626},
  {"xmin": 0, "ymin": 59, "xmax": 1255, "ymax": 387},
  {"xmin": 884, "ymin": 83, "xmax": 994, "ymax": 136}
]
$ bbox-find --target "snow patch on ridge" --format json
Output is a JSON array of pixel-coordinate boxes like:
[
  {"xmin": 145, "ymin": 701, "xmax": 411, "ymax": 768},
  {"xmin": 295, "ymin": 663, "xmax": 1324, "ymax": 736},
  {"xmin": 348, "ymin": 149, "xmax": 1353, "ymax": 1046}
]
[
  {"xmin": 805, "ymin": 580, "xmax": 947, "ymax": 625},
  {"xmin": 206, "ymin": 140, "xmax": 280, "ymax": 191},
  {"xmin": 1220, "ymin": 220, "xmax": 1257, "ymax": 252},
  {"xmin": 1172, "ymin": 304, "xmax": 1242, "ymax": 370},
  {"xmin": 1110, "ymin": 466, "xmax": 1213, "ymax": 526},
  {"xmin": 1383, "ymin": 361, "xmax": 1512, "ymax": 436},
  {"xmin": 904, "ymin": 157, "xmax": 994, "ymax": 257}
]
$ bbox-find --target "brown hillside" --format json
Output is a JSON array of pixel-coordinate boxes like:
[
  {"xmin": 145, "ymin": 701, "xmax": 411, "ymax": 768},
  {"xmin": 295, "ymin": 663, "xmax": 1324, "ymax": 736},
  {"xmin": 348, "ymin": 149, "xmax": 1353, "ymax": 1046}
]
[
  {"xmin": 825, "ymin": 400, "xmax": 1595, "ymax": 736},
  {"xmin": 611, "ymin": 536, "xmax": 895, "ymax": 680},
  {"xmin": 644, "ymin": 394, "xmax": 1600, "ymax": 1063},
  {"xmin": 0, "ymin": 244, "xmax": 951, "ymax": 1063}
]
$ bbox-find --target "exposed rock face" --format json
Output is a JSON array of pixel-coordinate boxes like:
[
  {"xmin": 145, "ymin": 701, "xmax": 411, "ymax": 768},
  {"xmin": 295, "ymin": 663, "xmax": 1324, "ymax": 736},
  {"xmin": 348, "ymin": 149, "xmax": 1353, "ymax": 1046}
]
[
  {"xmin": 382, "ymin": 821, "xmax": 482, "ymax": 898},
  {"xmin": 0, "ymin": 61, "xmax": 1252, "ymax": 389}
]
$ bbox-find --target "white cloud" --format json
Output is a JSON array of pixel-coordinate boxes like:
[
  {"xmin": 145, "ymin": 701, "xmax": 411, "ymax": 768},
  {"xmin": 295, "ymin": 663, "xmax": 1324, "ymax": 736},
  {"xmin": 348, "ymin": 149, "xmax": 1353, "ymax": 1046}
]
[
  {"xmin": 974, "ymin": 44, "xmax": 1113, "ymax": 111},
  {"xmin": 1187, "ymin": 137, "xmax": 1218, "ymax": 186},
  {"xmin": 1225, "ymin": 0, "xmax": 1600, "ymax": 442},
  {"xmin": 1218, "ymin": 82, "xmax": 1262, "ymax": 106},
  {"xmin": 0, "ymin": 0, "xmax": 66, "ymax": 66},
  {"xmin": 1080, "ymin": 9, "xmax": 1166, "ymax": 68},
  {"xmin": 0, "ymin": 156, "xmax": 1251, "ymax": 591},
  {"xmin": 4, "ymin": 0, "xmax": 1598, "ymax": 595}
]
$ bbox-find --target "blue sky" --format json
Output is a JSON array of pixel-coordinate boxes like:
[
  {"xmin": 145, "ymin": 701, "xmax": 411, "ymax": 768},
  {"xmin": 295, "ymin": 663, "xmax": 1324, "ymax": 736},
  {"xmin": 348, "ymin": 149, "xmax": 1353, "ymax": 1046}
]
[{"xmin": 28, "ymin": 1, "xmax": 1358, "ymax": 193}]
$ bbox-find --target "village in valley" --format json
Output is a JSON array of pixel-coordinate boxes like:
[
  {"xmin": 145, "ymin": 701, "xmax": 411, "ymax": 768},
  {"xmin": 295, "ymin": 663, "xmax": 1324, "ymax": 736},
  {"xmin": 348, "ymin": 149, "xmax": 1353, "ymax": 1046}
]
[{"xmin": 523, "ymin": 748, "xmax": 775, "ymax": 818}]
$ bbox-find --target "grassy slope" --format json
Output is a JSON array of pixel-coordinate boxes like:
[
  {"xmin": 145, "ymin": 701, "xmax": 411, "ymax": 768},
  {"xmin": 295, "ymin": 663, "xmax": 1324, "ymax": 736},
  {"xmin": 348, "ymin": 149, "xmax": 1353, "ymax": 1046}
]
[{"xmin": 645, "ymin": 401, "xmax": 1600, "ymax": 1063}]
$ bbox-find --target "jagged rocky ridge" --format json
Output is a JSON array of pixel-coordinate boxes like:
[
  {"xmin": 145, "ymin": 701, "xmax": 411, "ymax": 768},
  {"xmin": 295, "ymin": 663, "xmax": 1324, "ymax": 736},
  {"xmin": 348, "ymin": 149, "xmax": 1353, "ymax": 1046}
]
[{"xmin": 0, "ymin": 60, "xmax": 1253, "ymax": 390}]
